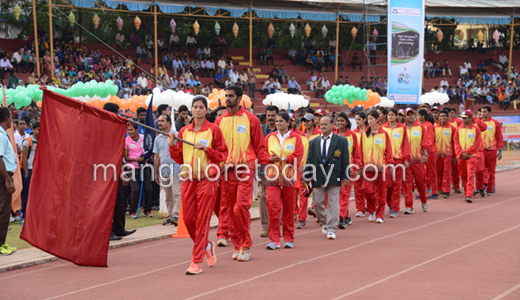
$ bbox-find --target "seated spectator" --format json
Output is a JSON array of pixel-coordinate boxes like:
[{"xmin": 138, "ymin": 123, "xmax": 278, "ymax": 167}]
[
  {"xmin": 328, "ymin": 37, "xmax": 337, "ymax": 51},
  {"xmin": 315, "ymin": 53, "xmax": 325, "ymax": 72},
  {"xmin": 214, "ymin": 69, "xmax": 225, "ymax": 88},
  {"xmin": 11, "ymin": 49, "xmax": 26, "ymax": 74},
  {"xmin": 169, "ymin": 31, "xmax": 181, "ymax": 51},
  {"xmin": 195, "ymin": 46, "xmax": 204, "ymax": 60},
  {"xmin": 491, "ymin": 51, "xmax": 503, "ymax": 70},
  {"xmin": 203, "ymin": 45, "xmax": 212, "ymax": 59},
  {"xmin": 116, "ymin": 32, "xmax": 129, "ymax": 51},
  {"xmin": 322, "ymin": 76, "xmax": 331, "ymax": 92},
  {"xmin": 492, "ymin": 71, "xmax": 501, "ymax": 84},
  {"xmin": 467, "ymin": 39, "xmax": 476, "ymax": 55},
  {"xmin": 9, "ymin": 72, "xmax": 19, "ymax": 88},
  {"xmin": 304, "ymin": 36, "xmax": 316, "ymax": 51},
  {"xmin": 229, "ymin": 68, "xmax": 239, "ymax": 84},
  {"xmin": 200, "ymin": 58, "xmax": 208, "ymax": 78},
  {"xmin": 270, "ymin": 65, "xmax": 283, "ymax": 83},
  {"xmin": 23, "ymin": 49, "xmax": 34, "ymax": 74},
  {"xmin": 288, "ymin": 46, "xmax": 298, "ymax": 65},
  {"xmin": 186, "ymin": 33, "xmax": 197, "ymax": 50},
  {"xmin": 206, "ymin": 58, "xmax": 216, "ymax": 78},
  {"xmin": 258, "ymin": 48, "xmax": 267, "ymax": 65},
  {"xmin": 262, "ymin": 78, "xmax": 275, "ymax": 94},
  {"xmin": 335, "ymin": 76, "xmax": 344, "ymax": 86},
  {"xmin": 499, "ymin": 51, "xmax": 509, "ymax": 69},
  {"xmin": 239, "ymin": 70, "xmax": 248, "ymax": 91},
  {"xmin": 305, "ymin": 54, "xmax": 315, "ymax": 72},
  {"xmin": 267, "ymin": 37, "xmax": 278, "ymax": 54},
  {"xmin": 287, "ymin": 76, "xmax": 301, "ymax": 94},
  {"xmin": 158, "ymin": 37, "xmax": 168, "ymax": 55},
  {"xmin": 424, "ymin": 59, "xmax": 433, "ymax": 78},
  {"xmin": 210, "ymin": 36, "xmax": 219, "ymax": 50},
  {"xmin": 217, "ymin": 56, "xmax": 226, "ymax": 76},
  {"xmin": 351, "ymin": 52, "xmax": 362, "ymax": 72},
  {"xmin": 463, "ymin": 59, "xmax": 474, "ymax": 77},
  {"xmin": 432, "ymin": 60, "xmax": 442, "ymax": 78},
  {"xmin": 459, "ymin": 65, "xmax": 469, "ymax": 80},
  {"xmin": 314, "ymin": 77, "xmax": 325, "ymax": 99},
  {"xmin": 226, "ymin": 58, "xmax": 234, "ymax": 78},
  {"xmin": 265, "ymin": 47, "xmax": 274, "ymax": 65},
  {"xmin": 135, "ymin": 43, "xmax": 150, "ymax": 64},
  {"xmin": 225, "ymin": 77, "xmax": 233, "ymax": 88},
  {"xmin": 498, "ymin": 90, "xmax": 511, "ymax": 110},
  {"xmin": 191, "ymin": 59, "xmax": 201, "ymax": 76},
  {"xmin": 477, "ymin": 41, "xmax": 488, "ymax": 55}
]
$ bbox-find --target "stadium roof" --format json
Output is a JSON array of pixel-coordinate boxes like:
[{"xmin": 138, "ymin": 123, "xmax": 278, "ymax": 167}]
[{"xmin": 68, "ymin": 0, "xmax": 519, "ymax": 24}]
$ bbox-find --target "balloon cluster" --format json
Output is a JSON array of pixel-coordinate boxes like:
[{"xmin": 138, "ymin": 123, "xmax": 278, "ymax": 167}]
[
  {"xmin": 419, "ymin": 92, "xmax": 449, "ymax": 106},
  {"xmin": 324, "ymin": 85, "xmax": 381, "ymax": 109},
  {"xmin": 144, "ymin": 88, "xmax": 194, "ymax": 110},
  {"xmin": 262, "ymin": 93, "xmax": 309, "ymax": 111},
  {"xmin": 1, "ymin": 85, "xmax": 43, "ymax": 109},
  {"xmin": 208, "ymin": 89, "xmax": 252, "ymax": 110}
]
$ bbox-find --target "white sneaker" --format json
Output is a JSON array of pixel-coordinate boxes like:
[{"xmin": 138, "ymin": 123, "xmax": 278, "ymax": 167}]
[
  {"xmin": 355, "ymin": 211, "xmax": 365, "ymax": 217},
  {"xmin": 368, "ymin": 212, "xmax": 376, "ymax": 222},
  {"xmin": 327, "ymin": 232, "xmax": 336, "ymax": 240},
  {"xmin": 321, "ymin": 226, "xmax": 328, "ymax": 235},
  {"xmin": 422, "ymin": 203, "xmax": 428, "ymax": 212},
  {"xmin": 376, "ymin": 218, "xmax": 384, "ymax": 223},
  {"xmin": 9, "ymin": 215, "xmax": 15, "ymax": 223},
  {"xmin": 404, "ymin": 208, "xmax": 414, "ymax": 214},
  {"xmin": 13, "ymin": 216, "xmax": 20, "ymax": 221}
]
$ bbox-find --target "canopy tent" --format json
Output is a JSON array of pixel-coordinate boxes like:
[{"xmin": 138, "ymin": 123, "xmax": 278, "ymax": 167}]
[{"xmin": 66, "ymin": 0, "xmax": 519, "ymax": 25}]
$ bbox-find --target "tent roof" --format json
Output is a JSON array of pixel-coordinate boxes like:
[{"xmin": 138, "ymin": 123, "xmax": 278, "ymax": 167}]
[{"xmin": 68, "ymin": 0, "xmax": 518, "ymax": 24}]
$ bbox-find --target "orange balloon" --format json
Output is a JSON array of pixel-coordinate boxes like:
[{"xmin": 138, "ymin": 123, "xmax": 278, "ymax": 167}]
[
  {"xmin": 241, "ymin": 95, "xmax": 252, "ymax": 109},
  {"xmin": 36, "ymin": 101, "xmax": 42, "ymax": 108},
  {"xmin": 138, "ymin": 101, "xmax": 146, "ymax": 108},
  {"xmin": 121, "ymin": 100, "xmax": 129, "ymax": 110},
  {"xmin": 131, "ymin": 98, "xmax": 139, "ymax": 106},
  {"xmin": 129, "ymin": 105, "xmax": 137, "ymax": 112},
  {"xmin": 209, "ymin": 99, "xmax": 219, "ymax": 109}
]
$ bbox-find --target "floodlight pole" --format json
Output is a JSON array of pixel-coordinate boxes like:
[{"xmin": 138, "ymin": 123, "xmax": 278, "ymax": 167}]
[
  {"xmin": 335, "ymin": 4, "xmax": 340, "ymax": 82},
  {"xmin": 508, "ymin": 8, "xmax": 515, "ymax": 81},
  {"xmin": 249, "ymin": 0, "xmax": 253, "ymax": 67},
  {"xmin": 33, "ymin": 0, "xmax": 41, "ymax": 76},
  {"xmin": 154, "ymin": 5, "xmax": 159, "ymax": 78},
  {"xmin": 49, "ymin": 0, "xmax": 55, "ymax": 75}
]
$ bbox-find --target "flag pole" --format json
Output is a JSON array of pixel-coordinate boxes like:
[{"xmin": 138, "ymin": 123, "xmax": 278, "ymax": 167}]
[{"xmin": 126, "ymin": 119, "xmax": 195, "ymax": 146}]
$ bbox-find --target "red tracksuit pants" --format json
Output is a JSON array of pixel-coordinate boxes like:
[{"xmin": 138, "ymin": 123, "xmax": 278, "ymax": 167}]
[
  {"xmin": 436, "ymin": 155, "xmax": 452, "ymax": 194},
  {"xmin": 339, "ymin": 180, "xmax": 354, "ymax": 219},
  {"xmin": 426, "ymin": 152, "xmax": 438, "ymax": 195},
  {"xmin": 403, "ymin": 162, "xmax": 427, "ymax": 209},
  {"xmin": 354, "ymin": 176, "xmax": 366, "ymax": 213},
  {"xmin": 386, "ymin": 160, "xmax": 404, "ymax": 212},
  {"xmin": 362, "ymin": 171, "xmax": 387, "ymax": 219},
  {"xmin": 295, "ymin": 179, "xmax": 308, "ymax": 222},
  {"xmin": 224, "ymin": 167, "xmax": 254, "ymax": 250},
  {"xmin": 267, "ymin": 185, "xmax": 296, "ymax": 243},
  {"xmin": 459, "ymin": 156, "xmax": 477, "ymax": 198},
  {"xmin": 452, "ymin": 159, "xmax": 461, "ymax": 190},
  {"xmin": 182, "ymin": 179, "xmax": 217, "ymax": 263},
  {"xmin": 475, "ymin": 151, "xmax": 486, "ymax": 191},
  {"xmin": 213, "ymin": 180, "xmax": 230, "ymax": 240},
  {"xmin": 484, "ymin": 150, "xmax": 497, "ymax": 193}
]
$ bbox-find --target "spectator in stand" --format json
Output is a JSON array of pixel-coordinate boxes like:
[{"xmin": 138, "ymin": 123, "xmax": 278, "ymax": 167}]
[
  {"xmin": 226, "ymin": 58, "xmax": 234, "ymax": 78},
  {"xmin": 358, "ymin": 76, "xmax": 367, "ymax": 89},
  {"xmin": 136, "ymin": 42, "xmax": 149, "ymax": 64},
  {"xmin": 322, "ymin": 76, "xmax": 331, "ymax": 92},
  {"xmin": 258, "ymin": 48, "xmax": 267, "ymax": 65},
  {"xmin": 200, "ymin": 58, "xmax": 208, "ymax": 78},
  {"xmin": 217, "ymin": 35, "xmax": 228, "ymax": 54},
  {"xmin": 158, "ymin": 37, "xmax": 168, "ymax": 55},
  {"xmin": 203, "ymin": 45, "xmax": 212, "ymax": 59},
  {"xmin": 272, "ymin": 78, "xmax": 282, "ymax": 93},
  {"xmin": 195, "ymin": 46, "xmax": 204, "ymax": 60},
  {"xmin": 368, "ymin": 40, "xmax": 377, "ymax": 65},
  {"xmin": 499, "ymin": 51, "xmax": 509, "ymax": 69},
  {"xmin": 492, "ymin": 71, "xmax": 501, "ymax": 84},
  {"xmin": 116, "ymin": 32, "xmax": 129, "ymax": 51},
  {"xmin": 432, "ymin": 60, "xmax": 442, "ymax": 78},
  {"xmin": 351, "ymin": 52, "xmax": 362, "ymax": 72},
  {"xmin": 239, "ymin": 70, "xmax": 248, "ymax": 90},
  {"xmin": 11, "ymin": 49, "xmax": 26, "ymax": 74},
  {"xmin": 304, "ymin": 36, "xmax": 316, "ymax": 51},
  {"xmin": 440, "ymin": 76, "xmax": 449, "ymax": 89},
  {"xmin": 229, "ymin": 68, "xmax": 239, "ymax": 85},
  {"xmin": 169, "ymin": 75, "xmax": 179, "ymax": 90},
  {"xmin": 130, "ymin": 31, "xmax": 141, "ymax": 49},
  {"xmin": 498, "ymin": 90, "xmax": 511, "ymax": 110},
  {"xmin": 206, "ymin": 58, "xmax": 215, "ymax": 78},
  {"xmin": 262, "ymin": 78, "xmax": 275, "ymax": 94},
  {"xmin": 8, "ymin": 72, "xmax": 19, "ymax": 89},
  {"xmin": 305, "ymin": 54, "xmax": 315, "ymax": 72},
  {"xmin": 328, "ymin": 37, "xmax": 337, "ymax": 50},
  {"xmin": 315, "ymin": 52, "xmax": 325, "ymax": 72},
  {"xmin": 467, "ymin": 38, "xmax": 476, "ymax": 55},
  {"xmin": 424, "ymin": 59, "xmax": 433, "ymax": 78},
  {"xmin": 314, "ymin": 76, "xmax": 325, "ymax": 99},
  {"xmin": 169, "ymin": 31, "xmax": 181, "ymax": 51},
  {"xmin": 267, "ymin": 37, "xmax": 278, "ymax": 54},
  {"xmin": 214, "ymin": 69, "xmax": 225, "ymax": 88},
  {"xmin": 172, "ymin": 56, "xmax": 183, "ymax": 77},
  {"xmin": 287, "ymin": 76, "xmax": 301, "ymax": 94},
  {"xmin": 490, "ymin": 51, "xmax": 503, "ymax": 71},
  {"xmin": 446, "ymin": 85, "xmax": 455, "ymax": 103},
  {"xmin": 288, "ymin": 46, "xmax": 298, "ymax": 65},
  {"xmin": 463, "ymin": 59, "xmax": 474, "ymax": 77},
  {"xmin": 270, "ymin": 65, "xmax": 282, "ymax": 84},
  {"xmin": 335, "ymin": 76, "xmax": 344, "ymax": 85},
  {"xmin": 248, "ymin": 67, "xmax": 256, "ymax": 99},
  {"xmin": 186, "ymin": 33, "xmax": 197, "ymax": 50},
  {"xmin": 460, "ymin": 64, "xmax": 469, "ymax": 80},
  {"xmin": 0, "ymin": 55, "xmax": 13, "ymax": 80},
  {"xmin": 443, "ymin": 59, "xmax": 452, "ymax": 78},
  {"xmin": 191, "ymin": 59, "xmax": 201, "ymax": 77},
  {"xmin": 266, "ymin": 47, "xmax": 274, "ymax": 66}
]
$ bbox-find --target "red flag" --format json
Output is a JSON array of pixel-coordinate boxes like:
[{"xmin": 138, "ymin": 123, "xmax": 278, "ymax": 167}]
[{"xmin": 20, "ymin": 89, "xmax": 127, "ymax": 267}]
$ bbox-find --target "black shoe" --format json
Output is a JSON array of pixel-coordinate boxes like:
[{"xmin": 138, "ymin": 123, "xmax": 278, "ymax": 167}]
[
  {"xmin": 162, "ymin": 218, "xmax": 172, "ymax": 226},
  {"xmin": 171, "ymin": 217, "xmax": 179, "ymax": 226},
  {"xmin": 454, "ymin": 189, "xmax": 462, "ymax": 194},
  {"xmin": 338, "ymin": 218, "xmax": 345, "ymax": 229},
  {"xmin": 151, "ymin": 206, "xmax": 160, "ymax": 211},
  {"xmin": 465, "ymin": 197, "xmax": 473, "ymax": 203},
  {"xmin": 110, "ymin": 233, "xmax": 122, "ymax": 241},
  {"xmin": 121, "ymin": 229, "xmax": 136, "ymax": 237},
  {"xmin": 307, "ymin": 208, "xmax": 316, "ymax": 218},
  {"xmin": 345, "ymin": 216, "xmax": 352, "ymax": 226},
  {"xmin": 480, "ymin": 190, "xmax": 486, "ymax": 198}
]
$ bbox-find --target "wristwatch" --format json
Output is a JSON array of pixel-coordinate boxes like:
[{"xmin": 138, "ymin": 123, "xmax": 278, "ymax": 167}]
[{"xmin": 282, "ymin": 157, "xmax": 286, "ymax": 162}]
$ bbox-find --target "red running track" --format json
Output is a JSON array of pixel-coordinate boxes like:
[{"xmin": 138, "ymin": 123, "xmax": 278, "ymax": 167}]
[{"xmin": 1, "ymin": 170, "xmax": 520, "ymax": 300}]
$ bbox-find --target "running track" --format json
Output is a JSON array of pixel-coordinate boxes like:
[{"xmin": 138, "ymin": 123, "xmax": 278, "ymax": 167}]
[{"xmin": 2, "ymin": 170, "xmax": 520, "ymax": 300}]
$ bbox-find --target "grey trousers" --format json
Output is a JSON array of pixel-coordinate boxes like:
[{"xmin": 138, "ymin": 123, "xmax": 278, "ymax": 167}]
[
  {"xmin": 160, "ymin": 175, "xmax": 181, "ymax": 219},
  {"xmin": 313, "ymin": 185, "xmax": 341, "ymax": 234}
]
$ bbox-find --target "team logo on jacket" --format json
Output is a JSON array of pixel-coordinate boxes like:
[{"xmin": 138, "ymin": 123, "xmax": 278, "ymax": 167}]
[
  {"xmin": 237, "ymin": 125, "xmax": 246, "ymax": 133},
  {"xmin": 334, "ymin": 149, "xmax": 341, "ymax": 157}
]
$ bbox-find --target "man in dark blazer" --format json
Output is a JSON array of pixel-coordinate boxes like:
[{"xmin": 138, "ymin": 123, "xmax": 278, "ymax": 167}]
[{"xmin": 304, "ymin": 115, "xmax": 350, "ymax": 240}]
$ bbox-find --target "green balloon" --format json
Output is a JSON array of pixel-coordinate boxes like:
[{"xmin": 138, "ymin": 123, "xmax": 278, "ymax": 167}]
[
  {"xmin": 23, "ymin": 96, "xmax": 32, "ymax": 107},
  {"xmin": 98, "ymin": 84, "xmax": 106, "ymax": 96},
  {"xmin": 105, "ymin": 79, "xmax": 113, "ymax": 86},
  {"xmin": 362, "ymin": 94, "xmax": 368, "ymax": 101},
  {"xmin": 14, "ymin": 98, "xmax": 23, "ymax": 110},
  {"xmin": 83, "ymin": 85, "xmax": 91, "ymax": 96},
  {"xmin": 348, "ymin": 98, "xmax": 354, "ymax": 104},
  {"xmin": 342, "ymin": 91, "xmax": 349, "ymax": 99},
  {"xmin": 331, "ymin": 86, "xmax": 338, "ymax": 91},
  {"xmin": 111, "ymin": 85, "xmax": 118, "ymax": 96}
]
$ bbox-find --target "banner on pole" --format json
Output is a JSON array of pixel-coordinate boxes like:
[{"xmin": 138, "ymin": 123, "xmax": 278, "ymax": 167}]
[
  {"xmin": 494, "ymin": 116, "xmax": 520, "ymax": 141},
  {"xmin": 387, "ymin": 0, "xmax": 425, "ymax": 104}
]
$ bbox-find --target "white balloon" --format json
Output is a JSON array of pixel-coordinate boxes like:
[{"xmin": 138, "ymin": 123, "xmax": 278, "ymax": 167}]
[{"xmin": 375, "ymin": 97, "xmax": 395, "ymax": 108}]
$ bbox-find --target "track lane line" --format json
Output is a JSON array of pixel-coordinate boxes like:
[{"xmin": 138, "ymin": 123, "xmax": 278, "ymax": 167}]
[{"xmin": 491, "ymin": 283, "xmax": 520, "ymax": 300}]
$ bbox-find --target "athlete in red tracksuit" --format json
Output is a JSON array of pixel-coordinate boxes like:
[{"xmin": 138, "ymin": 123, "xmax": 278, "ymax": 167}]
[
  {"xmin": 264, "ymin": 114, "xmax": 303, "ymax": 249},
  {"xmin": 336, "ymin": 112, "xmax": 360, "ymax": 228},
  {"xmin": 353, "ymin": 111, "xmax": 368, "ymax": 217},
  {"xmin": 382, "ymin": 108, "xmax": 411, "ymax": 217},
  {"xmin": 215, "ymin": 86, "xmax": 270, "ymax": 262},
  {"xmin": 168, "ymin": 97, "xmax": 228, "ymax": 275},
  {"xmin": 358, "ymin": 111, "xmax": 394, "ymax": 223},
  {"xmin": 434, "ymin": 110, "xmax": 456, "ymax": 198},
  {"xmin": 403, "ymin": 108, "xmax": 430, "ymax": 214},
  {"xmin": 480, "ymin": 106, "xmax": 504, "ymax": 196},
  {"xmin": 454, "ymin": 110, "xmax": 482, "ymax": 203},
  {"xmin": 448, "ymin": 113, "xmax": 463, "ymax": 193},
  {"xmin": 296, "ymin": 115, "xmax": 321, "ymax": 227},
  {"xmin": 418, "ymin": 109, "xmax": 438, "ymax": 198}
]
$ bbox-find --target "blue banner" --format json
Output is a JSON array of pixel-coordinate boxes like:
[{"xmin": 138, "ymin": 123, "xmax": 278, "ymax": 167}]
[{"xmin": 387, "ymin": 0, "xmax": 425, "ymax": 104}]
